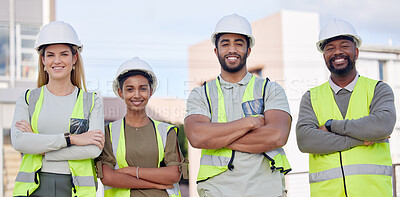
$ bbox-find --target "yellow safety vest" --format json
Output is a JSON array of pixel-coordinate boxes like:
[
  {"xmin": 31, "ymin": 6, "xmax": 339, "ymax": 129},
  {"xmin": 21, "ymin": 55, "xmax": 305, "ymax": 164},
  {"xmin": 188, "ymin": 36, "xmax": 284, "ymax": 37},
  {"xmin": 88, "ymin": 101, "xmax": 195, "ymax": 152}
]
[
  {"xmin": 13, "ymin": 86, "xmax": 97, "ymax": 197},
  {"xmin": 104, "ymin": 118, "xmax": 181, "ymax": 197},
  {"xmin": 197, "ymin": 75, "xmax": 291, "ymax": 182},
  {"xmin": 309, "ymin": 76, "xmax": 392, "ymax": 197}
]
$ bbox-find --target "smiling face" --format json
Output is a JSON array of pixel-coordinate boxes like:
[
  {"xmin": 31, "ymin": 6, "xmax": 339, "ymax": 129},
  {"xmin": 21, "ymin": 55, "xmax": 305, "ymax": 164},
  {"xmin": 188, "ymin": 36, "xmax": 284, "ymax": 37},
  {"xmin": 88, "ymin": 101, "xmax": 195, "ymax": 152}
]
[
  {"xmin": 118, "ymin": 75, "xmax": 152, "ymax": 112},
  {"xmin": 214, "ymin": 33, "xmax": 251, "ymax": 73},
  {"xmin": 323, "ymin": 39, "xmax": 359, "ymax": 76},
  {"xmin": 41, "ymin": 44, "xmax": 77, "ymax": 82}
]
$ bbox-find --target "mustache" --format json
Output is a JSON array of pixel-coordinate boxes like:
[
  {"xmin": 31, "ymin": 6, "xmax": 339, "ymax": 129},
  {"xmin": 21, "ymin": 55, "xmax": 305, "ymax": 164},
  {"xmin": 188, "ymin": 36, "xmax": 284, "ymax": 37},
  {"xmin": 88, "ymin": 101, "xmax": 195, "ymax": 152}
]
[
  {"xmin": 224, "ymin": 53, "xmax": 242, "ymax": 59},
  {"xmin": 329, "ymin": 54, "xmax": 349, "ymax": 62}
]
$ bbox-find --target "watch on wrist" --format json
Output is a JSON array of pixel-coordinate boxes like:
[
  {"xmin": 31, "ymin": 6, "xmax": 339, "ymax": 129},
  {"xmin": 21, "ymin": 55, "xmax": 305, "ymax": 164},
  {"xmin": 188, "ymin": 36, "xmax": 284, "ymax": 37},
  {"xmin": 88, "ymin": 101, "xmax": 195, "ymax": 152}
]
[
  {"xmin": 325, "ymin": 119, "xmax": 333, "ymax": 132},
  {"xmin": 64, "ymin": 133, "xmax": 72, "ymax": 147}
]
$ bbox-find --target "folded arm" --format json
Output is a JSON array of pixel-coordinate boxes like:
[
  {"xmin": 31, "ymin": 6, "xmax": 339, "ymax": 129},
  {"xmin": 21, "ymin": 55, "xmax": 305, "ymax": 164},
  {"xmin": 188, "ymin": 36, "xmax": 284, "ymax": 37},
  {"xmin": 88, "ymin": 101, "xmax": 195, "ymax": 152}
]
[
  {"xmin": 296, "ymin": 92, "xmax": 364, "ymax": 154},
  {"xmin": 116, "ymin": 165, "xmax": 180, "ymax": 185},
  {"xmin": 184, "ymin": 114, "xmax": 264, "ymax": 149},
  {"xmin": 11, "ymin": 94, "xmax": 66, "ymax": 154},
  {"xmin": 226, "ymin": 109, "xmax": 291, "ymax": 153},
  {"xmin": 329, "ymin": 82, "xmax": 396, "ymax": 141},
  {"xmin": 101, "ymin": 164, "xmax": 173, "ymax": 190}
]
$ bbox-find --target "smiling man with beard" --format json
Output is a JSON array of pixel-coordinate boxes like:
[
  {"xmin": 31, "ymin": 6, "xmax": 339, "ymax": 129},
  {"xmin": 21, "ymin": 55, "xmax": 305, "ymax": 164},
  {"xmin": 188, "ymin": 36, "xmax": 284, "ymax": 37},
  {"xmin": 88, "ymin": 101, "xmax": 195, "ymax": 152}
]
[
  {"xmin": 296, "ymin": 19, "xmax": 396, "ymax": 197},
  {"xmin": 185, "ymin": 14, "xmax": 292, "ymax": 197}
]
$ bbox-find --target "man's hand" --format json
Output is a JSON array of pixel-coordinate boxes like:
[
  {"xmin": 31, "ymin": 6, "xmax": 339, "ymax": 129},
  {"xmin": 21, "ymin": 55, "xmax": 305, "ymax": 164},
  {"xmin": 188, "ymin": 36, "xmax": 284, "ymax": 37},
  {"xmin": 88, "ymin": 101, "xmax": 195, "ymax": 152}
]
[
  {"xmin": 245, "ymin": 115, "xmax": 265, "ymax": 131},
  {"xmin": 318, "ymin": 125, "xmax": 328, "ymax": 131},
  {"xmin": 363, "ymin": 141, "xmax": 375, "ymax": 146}
]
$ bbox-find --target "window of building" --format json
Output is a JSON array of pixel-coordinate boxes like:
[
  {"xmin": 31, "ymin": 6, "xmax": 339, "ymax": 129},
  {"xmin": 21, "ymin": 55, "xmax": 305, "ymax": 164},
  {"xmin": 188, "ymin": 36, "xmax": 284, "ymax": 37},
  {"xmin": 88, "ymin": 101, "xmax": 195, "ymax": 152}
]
[
  {"xmin": 0, "ymin": 25, "xmax": 9, "ymax": 77},
  {"xmin": 17, "ymin": 24, "xmax": 40, "ymax": 80}
]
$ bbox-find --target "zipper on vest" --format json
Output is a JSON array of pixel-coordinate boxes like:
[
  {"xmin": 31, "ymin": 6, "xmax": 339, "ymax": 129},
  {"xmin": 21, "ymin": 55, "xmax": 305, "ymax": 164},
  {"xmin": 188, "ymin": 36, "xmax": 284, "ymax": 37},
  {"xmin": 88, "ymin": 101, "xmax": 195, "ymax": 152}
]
[
  {"xmin": 339, "ymin": 151, "xmax": 348, "ymax": 197},
  {"xmin": 228, "ymin": 150, "xmax": 235, "ymax": 170},
  {"xmin": 70, "ymin": 176, "xmax": 77, "ymax": 196}
]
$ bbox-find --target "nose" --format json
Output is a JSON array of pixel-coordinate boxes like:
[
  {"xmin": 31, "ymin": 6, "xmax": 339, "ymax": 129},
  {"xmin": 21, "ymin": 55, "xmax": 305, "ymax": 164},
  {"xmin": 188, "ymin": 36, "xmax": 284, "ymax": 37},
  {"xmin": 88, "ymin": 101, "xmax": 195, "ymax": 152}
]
[
  {"xmin": 54, "ymin": 55, "xmax": 62, "ymax": 64},
  {"xmin": 332, "ymin": 46, "xmax": 344, "ymax": 56},
  {"xmin": 133, "ymin": 89, "xmax": 140, "ymax": 98},
  {"xmin": 227, "ymin": 43, "xmax": 237, "ymax": 53}
]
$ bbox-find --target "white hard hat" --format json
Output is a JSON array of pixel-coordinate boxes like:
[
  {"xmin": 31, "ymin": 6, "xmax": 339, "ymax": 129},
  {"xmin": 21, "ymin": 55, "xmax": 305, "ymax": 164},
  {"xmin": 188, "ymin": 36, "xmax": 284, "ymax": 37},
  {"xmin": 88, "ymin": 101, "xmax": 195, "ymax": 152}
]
[
  {"xmin": 35, "ymin": 21, "xmax": 82, "ymax": 53},
  {"xmin": 316, "ymin": 18, "xmax": 362, "ymax": 53},
  {"xmin": 211, "ymin": 14, "xmax": 255, "ymax": 48},
  {"xmin": 113, "ymin": 57, "xmax": 158, "ymax": 97}
]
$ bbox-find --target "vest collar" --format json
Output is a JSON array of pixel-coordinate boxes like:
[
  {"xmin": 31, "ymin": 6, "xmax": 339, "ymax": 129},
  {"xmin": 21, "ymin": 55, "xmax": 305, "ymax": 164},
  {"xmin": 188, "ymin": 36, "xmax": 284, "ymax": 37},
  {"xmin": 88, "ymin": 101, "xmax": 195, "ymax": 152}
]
[
  {"xmin": 218, "ymin": 72, "xmax": 252, "ymax": 88},
  {"xmin": 328, "ymin": 72, "xmax": 359, "ymax": 94}
]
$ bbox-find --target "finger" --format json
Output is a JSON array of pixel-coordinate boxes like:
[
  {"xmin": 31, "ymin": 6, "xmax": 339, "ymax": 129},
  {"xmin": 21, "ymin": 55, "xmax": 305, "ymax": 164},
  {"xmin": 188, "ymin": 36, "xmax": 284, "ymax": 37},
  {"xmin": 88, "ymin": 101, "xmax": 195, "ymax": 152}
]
[{"xmin": 21, "ymin": 120, "xmax": 30, "ymax": 125}]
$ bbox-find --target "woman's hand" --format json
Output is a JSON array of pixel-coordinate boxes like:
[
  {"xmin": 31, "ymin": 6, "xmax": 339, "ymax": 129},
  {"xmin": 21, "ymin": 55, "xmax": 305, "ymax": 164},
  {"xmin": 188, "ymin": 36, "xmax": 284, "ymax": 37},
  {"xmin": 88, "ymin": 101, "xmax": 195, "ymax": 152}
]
[
  {"xmin": 155, "ymin": 183, "xmax": 174, "ymax": 190},
  {"xmin": 15, "ymin": 120, "xmax": 33, "ymax": 133},
  {"xmin": 70, "ymin": 130, "xmax": 105, "ymax": 150},
  {"xmin": 116, "ymin": 167, "xmax": 136, "ymax": 177}
]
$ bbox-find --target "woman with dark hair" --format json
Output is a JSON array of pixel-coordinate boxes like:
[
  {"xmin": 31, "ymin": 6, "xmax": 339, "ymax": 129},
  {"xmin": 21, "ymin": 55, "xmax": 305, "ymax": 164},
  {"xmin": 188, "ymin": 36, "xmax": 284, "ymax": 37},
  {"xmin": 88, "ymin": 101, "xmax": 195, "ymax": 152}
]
[{"xmin": 97, "ymin": 57, "xmax": 187, "ymax": 197}]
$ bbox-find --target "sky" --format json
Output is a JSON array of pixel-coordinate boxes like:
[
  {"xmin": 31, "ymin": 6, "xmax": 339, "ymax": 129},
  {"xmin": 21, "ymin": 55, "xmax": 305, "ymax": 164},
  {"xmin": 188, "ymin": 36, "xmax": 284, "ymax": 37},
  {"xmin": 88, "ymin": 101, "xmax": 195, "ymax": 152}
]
[{"xmin": 56, "ymin": 0, "xmax": 400, "ymax": 98}]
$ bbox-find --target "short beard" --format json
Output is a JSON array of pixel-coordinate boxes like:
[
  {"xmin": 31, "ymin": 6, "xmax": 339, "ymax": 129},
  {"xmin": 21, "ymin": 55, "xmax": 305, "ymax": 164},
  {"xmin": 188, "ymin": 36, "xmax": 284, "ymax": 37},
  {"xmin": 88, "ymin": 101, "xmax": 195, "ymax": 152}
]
[
  {"xmin": 328, "ymin": 54, "xmax": 356, "ymax": 76},
  {"xmin": 218, "ymin": 51, "xmax": 248, "ymax": 73}
]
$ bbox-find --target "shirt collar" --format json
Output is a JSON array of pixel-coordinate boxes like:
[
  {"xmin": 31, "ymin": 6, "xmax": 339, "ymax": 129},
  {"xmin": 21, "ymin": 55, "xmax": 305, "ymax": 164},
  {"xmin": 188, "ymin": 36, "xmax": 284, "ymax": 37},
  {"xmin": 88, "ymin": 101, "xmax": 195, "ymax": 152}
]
[
  {"xmin": 329, "ymin": 72, "xmax": 359, "ymax": 94},
  {"xmin": 218, "ymin": 72, "xmax": 252, "ymax": 87}
]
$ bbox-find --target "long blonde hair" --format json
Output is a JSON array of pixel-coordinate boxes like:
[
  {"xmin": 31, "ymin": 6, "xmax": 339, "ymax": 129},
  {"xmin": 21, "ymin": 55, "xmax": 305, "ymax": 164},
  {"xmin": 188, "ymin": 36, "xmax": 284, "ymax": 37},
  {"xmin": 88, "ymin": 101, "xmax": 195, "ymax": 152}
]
[{"xmin": 37, "ymin": 44, "xmax": 87, "ymax": 91}]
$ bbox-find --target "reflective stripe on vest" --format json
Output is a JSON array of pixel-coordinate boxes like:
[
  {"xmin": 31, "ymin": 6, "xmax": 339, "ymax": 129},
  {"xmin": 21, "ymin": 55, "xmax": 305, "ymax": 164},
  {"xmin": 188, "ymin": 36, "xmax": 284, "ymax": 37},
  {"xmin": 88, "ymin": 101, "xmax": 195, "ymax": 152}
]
[
  {"xmin": 198, "ymin": 75, "xmax": 291, "ymax": 182},
  {"xmin": 104, "ymin": 118, "xmax": 181, "ymax": 197},
  {"xmin": 309, "ymin": 76, "xmax": 392, "ymax": 197},
  {"xmin": 13, "ymin": 86, "xmax": 97, "ymax": 197}
]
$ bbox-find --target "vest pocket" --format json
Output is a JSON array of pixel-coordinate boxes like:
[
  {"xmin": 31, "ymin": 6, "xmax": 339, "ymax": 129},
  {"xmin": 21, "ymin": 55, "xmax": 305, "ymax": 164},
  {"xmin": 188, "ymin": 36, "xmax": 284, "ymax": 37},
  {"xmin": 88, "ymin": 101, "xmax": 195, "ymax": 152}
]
[
  {"xmin": 70, "ymin": 118, "xmax": 89, "ymax": 134},
  {"xmin": 242, "ymin": 99, "xmax": 264, "ymax": 117}
]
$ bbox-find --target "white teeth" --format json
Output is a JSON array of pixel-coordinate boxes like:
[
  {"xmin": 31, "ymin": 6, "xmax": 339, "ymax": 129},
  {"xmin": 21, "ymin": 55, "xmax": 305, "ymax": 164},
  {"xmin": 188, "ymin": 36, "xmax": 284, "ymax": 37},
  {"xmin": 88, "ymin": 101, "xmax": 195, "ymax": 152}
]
[
  {"xmin": 53, "ymin": 66, "xmax": 63, "ymax": 70},
  {"xmin": 334, "ymin": 58, "xmax": 345, "ymax": 63},
  {"xmin": 227, "ymin": 57, "xmax": 238, "ymax": 60}
]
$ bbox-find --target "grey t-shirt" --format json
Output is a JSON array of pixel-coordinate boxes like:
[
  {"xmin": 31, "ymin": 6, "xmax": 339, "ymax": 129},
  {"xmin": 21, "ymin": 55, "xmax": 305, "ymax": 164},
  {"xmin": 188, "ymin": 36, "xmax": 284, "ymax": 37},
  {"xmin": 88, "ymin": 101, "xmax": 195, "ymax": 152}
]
[
  {"xmin": 11, "ymin": 86, "xmax": 104, "ymax": 174},
  {"xmin": 186, "ymin": 72, "xmax": 291, "ymax": 197}
]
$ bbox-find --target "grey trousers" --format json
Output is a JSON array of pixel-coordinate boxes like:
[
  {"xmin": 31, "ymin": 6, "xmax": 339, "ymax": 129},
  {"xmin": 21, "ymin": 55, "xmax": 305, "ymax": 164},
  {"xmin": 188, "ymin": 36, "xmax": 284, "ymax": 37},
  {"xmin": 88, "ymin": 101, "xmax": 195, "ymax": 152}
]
[{"xmin": 30, "ymin": 172, "xmax": 73, "ymax": 197}]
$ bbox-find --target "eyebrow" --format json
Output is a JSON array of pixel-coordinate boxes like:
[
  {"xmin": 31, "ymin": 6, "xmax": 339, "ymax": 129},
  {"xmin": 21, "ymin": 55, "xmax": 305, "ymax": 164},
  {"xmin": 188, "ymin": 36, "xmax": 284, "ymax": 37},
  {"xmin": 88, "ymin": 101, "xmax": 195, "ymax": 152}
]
[
  {"xmin": 125, "ymin": 84, "xmax": 149, "ymax": 87},
  {"xmin": 220, "ymin": 38, "xmax": 245, "ymax": 43},
  {"xmin": 45, "ymin": 50, "xmax": 71, "ymax": 54}
]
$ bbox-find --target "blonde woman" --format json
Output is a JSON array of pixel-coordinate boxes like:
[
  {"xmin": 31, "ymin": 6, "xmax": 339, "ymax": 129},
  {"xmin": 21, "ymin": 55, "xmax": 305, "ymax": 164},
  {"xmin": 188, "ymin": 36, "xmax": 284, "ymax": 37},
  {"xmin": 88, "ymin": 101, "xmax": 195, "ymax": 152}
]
[{"xmin": 11, "ymin": 21, "xmax": 104, "ymax": 197}]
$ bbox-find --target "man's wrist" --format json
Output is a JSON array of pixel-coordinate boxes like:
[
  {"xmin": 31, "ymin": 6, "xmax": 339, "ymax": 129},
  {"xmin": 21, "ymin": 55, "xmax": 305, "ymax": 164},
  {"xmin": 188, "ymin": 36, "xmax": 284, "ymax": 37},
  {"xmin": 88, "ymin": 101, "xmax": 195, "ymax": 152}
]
[{"xmin": 325, "ymin": 119, "xmax": 333, "ymax": 132}]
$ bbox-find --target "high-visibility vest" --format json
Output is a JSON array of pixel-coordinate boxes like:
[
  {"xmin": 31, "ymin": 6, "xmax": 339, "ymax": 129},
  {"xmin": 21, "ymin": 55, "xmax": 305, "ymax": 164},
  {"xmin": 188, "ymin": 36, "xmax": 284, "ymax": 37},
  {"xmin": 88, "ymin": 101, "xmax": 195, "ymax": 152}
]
[
  {"xmin": 13, "ymin": 86, "xmax": 97, "ymax": 197},
  {"xmin": 197, "ymin": 75, "xmax": 291, "ymax": 182},
  {"xmin": 104, "ymin": 118, "xmax": 181, "ymax": 197},
  {"xmin": 309, "ymin": 76, "xmax": 392, "ymax": 197}
]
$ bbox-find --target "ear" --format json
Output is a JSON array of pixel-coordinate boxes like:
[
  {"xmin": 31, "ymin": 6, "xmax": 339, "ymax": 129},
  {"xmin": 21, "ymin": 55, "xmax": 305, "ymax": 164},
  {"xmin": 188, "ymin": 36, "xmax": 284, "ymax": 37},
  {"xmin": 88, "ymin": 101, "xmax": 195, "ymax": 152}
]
[
  {"xmin": 355, "ymin": 48, "xmax": 359, "ymax": 60},
  {"xmin": 214, "ymin": 47, "xmax": 218, "ymax": 57},
  {"xmin": 118, "ymin": 88, "xmax": 123, "ymax": 98},
  {"xmin": 247, "ymin": 47, "xmax": 251, "ymax": 57},
  {"xmin": 72, "ymin": 53, "xmax": 78, "ymax": 65}
]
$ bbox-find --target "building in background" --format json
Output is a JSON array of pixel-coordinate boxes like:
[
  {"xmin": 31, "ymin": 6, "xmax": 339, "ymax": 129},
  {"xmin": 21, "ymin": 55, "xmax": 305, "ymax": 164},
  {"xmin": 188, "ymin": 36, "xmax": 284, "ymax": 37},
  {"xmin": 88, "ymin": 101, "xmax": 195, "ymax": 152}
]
[
  {"xmin": 0, "ymin": 0, "xmax": 55, "ymax": 196},
  {"xmin": 0, "ymin": 4, "xmax": 399, "ymax": 197},
  {"xmin": 187, "ymin": 10, "xmax": 400, "ymax": 197}
]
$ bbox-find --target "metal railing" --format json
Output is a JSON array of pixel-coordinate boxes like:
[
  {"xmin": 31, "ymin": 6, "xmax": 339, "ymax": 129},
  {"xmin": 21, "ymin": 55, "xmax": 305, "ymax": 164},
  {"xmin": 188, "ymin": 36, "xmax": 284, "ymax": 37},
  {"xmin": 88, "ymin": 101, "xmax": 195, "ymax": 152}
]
[{"xmin": 393, "ymin": 163, "xmax": 400, "ymax": 197}]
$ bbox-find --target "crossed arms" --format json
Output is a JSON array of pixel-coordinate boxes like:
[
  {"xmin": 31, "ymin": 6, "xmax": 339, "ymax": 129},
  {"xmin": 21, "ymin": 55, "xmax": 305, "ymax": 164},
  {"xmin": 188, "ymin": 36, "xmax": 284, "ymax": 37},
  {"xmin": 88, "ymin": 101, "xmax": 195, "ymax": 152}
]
[
  {"xmin": 184, "ymin": 109, "xmax": 291, "ymax": 154},
  {"xmin": 296, "ymin": 82, "xmax": 396, "ymax": 154}
]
